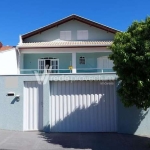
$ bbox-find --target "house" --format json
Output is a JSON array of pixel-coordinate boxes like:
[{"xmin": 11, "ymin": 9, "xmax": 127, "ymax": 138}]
[
  {"xmin": 0, "ymin": 15, "xmax": 150, "ymax": 136},
  {"xmin": 0, "ymin": 43, "xmax": 18, "ymax": 75}
]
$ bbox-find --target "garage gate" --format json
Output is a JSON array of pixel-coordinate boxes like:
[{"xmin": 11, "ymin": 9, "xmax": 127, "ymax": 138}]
[{"xmin": 49, "ymin": 81, "xmax": 117, "ymax": 132}]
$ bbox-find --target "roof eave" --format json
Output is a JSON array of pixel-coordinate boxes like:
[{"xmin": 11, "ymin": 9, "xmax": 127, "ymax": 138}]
[{"xmin": 18, "ymin": 45, "xmax": 111, "ymax": 49}]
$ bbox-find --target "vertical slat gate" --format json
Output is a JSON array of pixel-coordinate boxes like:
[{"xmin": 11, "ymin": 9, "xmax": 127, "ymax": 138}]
[
  {"xmin": 49, "ymin": 81, "xmax": 117, "ymax": 132},
  {"xmin": 23, "ymin": 82, "xmax": 43, "ymax": 131}
]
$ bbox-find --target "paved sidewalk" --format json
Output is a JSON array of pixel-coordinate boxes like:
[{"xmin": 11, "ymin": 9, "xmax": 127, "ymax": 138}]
[{"xmin": 0, "ymin": 130, "xmax": 149, "ymax": 150}]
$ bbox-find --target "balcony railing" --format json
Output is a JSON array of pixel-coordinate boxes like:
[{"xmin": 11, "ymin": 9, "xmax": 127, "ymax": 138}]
[{"xmin": 20, "ymin": 68, "xmax": 115, "ymax": 74}]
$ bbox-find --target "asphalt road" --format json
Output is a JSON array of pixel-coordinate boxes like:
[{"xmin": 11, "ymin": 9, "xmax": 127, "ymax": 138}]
[{"xmin": 0, "ymin": 130, "xmax": 149, "ymax": 150}]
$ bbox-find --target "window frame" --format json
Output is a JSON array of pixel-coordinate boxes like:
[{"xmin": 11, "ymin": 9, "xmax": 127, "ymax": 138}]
[
  {"xmin": 60, "ymin": 31, "xmax": 71, "ymax": 41},
  {"xmin": 38, "ymin": 58, "xmax": 59, "ymax": 73},
  {"xmin": 77, "ymin": 30, "xmax": 88, "ymax": 40},
  {"xmin": 79, "ymin": 56, "xmax": 86, "ymax": 65}
]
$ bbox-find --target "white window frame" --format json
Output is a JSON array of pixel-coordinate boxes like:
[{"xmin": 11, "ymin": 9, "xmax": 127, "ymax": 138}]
[
  {"xmin": 77, "ymin": 30, "xmax": 88, "ymax": 40},
  {"xmin": 60, "ymin": 31, "xmax": 71, "ymax": 40},
  {"xmin": 79, "ymin": 56, "xmax": 86, "ymax": 65},
  {"xmin": 97, "ymin": 56, "xmax": 114, "ymax": 69},
  {"xmin": 38, "ymin": 58, "xmax": 59, "ymax": 73},
  {"xmin": 38, "ymin": 59, "xmax": 45, "ymax": 74}
]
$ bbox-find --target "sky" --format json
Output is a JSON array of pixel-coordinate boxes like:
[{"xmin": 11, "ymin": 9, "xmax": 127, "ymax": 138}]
[{"xmin": 0, "ymin": 0, "xmax": 150, "ymax": 46}]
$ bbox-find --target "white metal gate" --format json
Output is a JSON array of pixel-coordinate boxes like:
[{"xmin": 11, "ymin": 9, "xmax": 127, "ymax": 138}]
[
  {"xmin": 49, "ymin": 81, "xmax": 117, "ymax": 132},
  {"xmin": 23, "ymin": 82, "xmax": 43, "ymax": 131}
]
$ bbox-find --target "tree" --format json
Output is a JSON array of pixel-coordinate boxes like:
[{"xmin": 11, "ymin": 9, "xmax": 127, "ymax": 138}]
[{"xmin": 109, "ymin": 17, "xmax": 150, "ymax": 110}]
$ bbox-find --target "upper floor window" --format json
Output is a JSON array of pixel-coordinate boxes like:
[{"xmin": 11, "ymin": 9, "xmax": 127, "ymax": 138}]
[
  {"xmin": 77, "ymin": 30, "xmax": 88, "ymax": 40},
  {"xmin": 79, "ymin": 56, "xmax": 86, "ymax": 64},
  {"xmin": 60, "ymin": 31, "xmax": 71, "ymax": 40}
]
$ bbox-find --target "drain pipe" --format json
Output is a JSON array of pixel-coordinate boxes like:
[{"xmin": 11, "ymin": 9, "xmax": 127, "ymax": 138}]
[
  {"xmin": 16, "ymin": 46, "xmax": 20, "ymax": 74},
  {"xmin": 16, "ymin": 35, "xmax": 22, "ymax": 74}
]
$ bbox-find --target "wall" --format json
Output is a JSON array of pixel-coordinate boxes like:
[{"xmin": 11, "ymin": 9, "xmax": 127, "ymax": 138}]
[
  {"xmin": 24, "ymin": 20, "xmax": 115, "ymax": 42},
  {"xmin": 23, "ymin": 53, "xmax": 72, "ymax": 73},
  {"xmin": 0, "ymin": 76, "xmax": 24, "ymax": 131},
  {"xmin": 0, "ymin": 48, "xmax": 18, "ymax": 75},
  {"xmin": 0, "ymin": 74, "xmax": 116, "ymax": 131},
  {"xmin": 22, "ymin": 52, "xmax": 112, "ymax": 72},
  {"xmin": 76, "ymin": 52, "xmax": 112, "ymax": 72},
  {"xmin": 1, "ymin": 75, "xmax": 150, "ymax": 136},
  {"xmin": 117, "ymin": 83, "xmax": 150, "ymax": 137},
  {"xmin": 0, "ymin": 75, "xmax": 49, "ymax": 131}
]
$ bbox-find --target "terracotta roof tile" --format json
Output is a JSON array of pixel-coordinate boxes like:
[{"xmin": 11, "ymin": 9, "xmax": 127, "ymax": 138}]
[{"xmin": 0, "ymin": 46, "xmax": 13, "ymax": 51}]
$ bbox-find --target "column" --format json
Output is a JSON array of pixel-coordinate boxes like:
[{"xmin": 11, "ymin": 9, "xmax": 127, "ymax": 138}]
[{"xmin": 72, "ymin": 52, "xmax": 76, "ymax": 73}]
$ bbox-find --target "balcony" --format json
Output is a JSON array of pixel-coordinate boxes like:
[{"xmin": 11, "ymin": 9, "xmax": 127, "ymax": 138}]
[{"xmin": 20, "ymin": 68, "xmax": 115, "ymax": 74}]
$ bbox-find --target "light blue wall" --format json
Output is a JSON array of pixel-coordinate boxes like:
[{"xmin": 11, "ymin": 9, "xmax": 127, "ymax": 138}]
[
  {"xmin": 24, "ymin": 20, "xmax": 115, "ymax": 42},
  {"xmin": 117, "ymin": 96, "xmax": 150, "ymax": 136},
  {"xmin": 23, "ymin": 53, "xmax": 72, "ymax": 72},
  {"xmin": 116, "ymin": 81, "xmax": 150, "ymax": 137},
  {"xmin": 0, "ymin": 75, "xmax": 50, "ymax": 131},
  {"xmin": 0, "ymin": 74, "xmax": 117, "ymax": 132},
  {"xmin": 76, "ymin": 52, "xmax": 112, "ymax": 68},
  {"xmin": 0, "ymin": 77, "xmax": 23, "ymax": 131},
  {"xmin": 0, "ymin": 75, "xmax": 150, "ymax": 136},
  {"xmin": 23, "ymin": 52, "xmax": 111, "ymax": 71}
]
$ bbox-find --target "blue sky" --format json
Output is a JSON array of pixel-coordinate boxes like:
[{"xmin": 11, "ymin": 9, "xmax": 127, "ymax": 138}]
[{"xmin": 0, "ymin": 0, "xmax": 150, "ymax": 46}]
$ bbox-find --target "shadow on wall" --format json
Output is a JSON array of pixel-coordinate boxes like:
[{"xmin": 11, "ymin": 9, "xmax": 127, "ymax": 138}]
[
  {"xmin": 118, "ymin": 97, "xmax": 149, "ymax": 135},
  {"xmin": 43, "ymin": 92, "xmax": 117, "ymax": 133},
  {"xmin": 39, "ymin": 81, "xmax": 149, "ymax": 149},
  {"xmin": 117, "ymin": 81, "xmax": 149, "ymax": 135},
  {"xmin": 11, "ymin": 97, "xmax": 19, "ymax": 104}
]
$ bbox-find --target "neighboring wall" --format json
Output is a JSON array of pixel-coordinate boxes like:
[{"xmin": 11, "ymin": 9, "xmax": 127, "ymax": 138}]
[
  {"xmin": 0, "ymin": 48, "xmax": 18, "ymax": 75},
  {"xmin": 23, "ymin": 20, "xmax": 115, "ymax": 42}
]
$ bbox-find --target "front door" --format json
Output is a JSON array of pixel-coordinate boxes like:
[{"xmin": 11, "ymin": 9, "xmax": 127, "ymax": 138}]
[
  {"xmin": 23, "ymin": 82, "xmax": 43, "ymax": 131},
  {"xmin": 38, "ymin": 59, "xmax": 59, "ymax": 73}
]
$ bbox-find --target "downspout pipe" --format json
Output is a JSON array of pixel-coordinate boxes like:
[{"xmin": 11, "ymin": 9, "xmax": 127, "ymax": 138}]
[{"xmin": 16, "ymin": 35, "xmax": 22, "ymax": 74}]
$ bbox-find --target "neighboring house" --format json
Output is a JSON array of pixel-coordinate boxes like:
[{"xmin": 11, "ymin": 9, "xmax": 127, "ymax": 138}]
[
  {"xmin": 0, "ymin": 15, "xmax": 150, "ymax": 136},
  {"xmin": 0, "ymin": 43, "xmax": 18, "ymax": 75}
]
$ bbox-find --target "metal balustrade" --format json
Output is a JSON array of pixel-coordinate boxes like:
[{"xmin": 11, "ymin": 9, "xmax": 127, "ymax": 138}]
[{"xmin": 20, "ymin": 68, "xmax": 115, "ymax": 74}]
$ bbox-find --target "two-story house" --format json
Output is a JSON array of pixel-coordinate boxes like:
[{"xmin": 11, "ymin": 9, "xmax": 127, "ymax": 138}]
[
  {"xmin": 0, "ymin": 15, "xmax": 149, "ymax": 136},
  {"xmin": 18, "ymin": 15, "xmax": 117, "ymax": 75}
]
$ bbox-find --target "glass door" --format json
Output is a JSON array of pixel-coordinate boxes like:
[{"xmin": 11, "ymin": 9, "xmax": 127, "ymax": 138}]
[
  {"xmin": 51, "ymin": 59, "xmax": 59, "ymax": 73},
  {"xmin": 38, "ymin": 59, "xmax": 45, "ymax": 73}
]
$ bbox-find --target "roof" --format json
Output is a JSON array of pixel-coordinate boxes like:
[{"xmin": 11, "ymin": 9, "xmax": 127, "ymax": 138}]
[
  {"xmin": 0, "ymin": 46, "xmax": 13, "ymax": 51},
  {"xmin": 18, "ymin": 41, "xmax": 113, "ymax": 48},
  {"xmin": 22, "ymin": 14, "xmax": 120, "ymax": 40}
]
